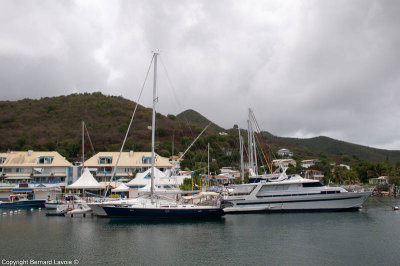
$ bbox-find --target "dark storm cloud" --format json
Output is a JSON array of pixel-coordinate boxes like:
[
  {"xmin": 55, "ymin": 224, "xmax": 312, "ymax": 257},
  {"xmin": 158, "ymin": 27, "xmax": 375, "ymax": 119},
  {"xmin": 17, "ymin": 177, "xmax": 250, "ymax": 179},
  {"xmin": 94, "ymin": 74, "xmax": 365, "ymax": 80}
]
[{"xmin": 0, "ymin": 0, "xmax": 399, "ymax": 149}]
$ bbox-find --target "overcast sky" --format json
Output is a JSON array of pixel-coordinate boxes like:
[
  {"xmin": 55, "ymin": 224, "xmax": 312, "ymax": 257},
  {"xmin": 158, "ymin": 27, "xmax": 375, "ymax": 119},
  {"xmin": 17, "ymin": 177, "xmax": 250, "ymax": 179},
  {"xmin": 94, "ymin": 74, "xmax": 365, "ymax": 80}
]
[{"xmin": 1, "ymin": 0, "xmax": 400, "ymax": 150}]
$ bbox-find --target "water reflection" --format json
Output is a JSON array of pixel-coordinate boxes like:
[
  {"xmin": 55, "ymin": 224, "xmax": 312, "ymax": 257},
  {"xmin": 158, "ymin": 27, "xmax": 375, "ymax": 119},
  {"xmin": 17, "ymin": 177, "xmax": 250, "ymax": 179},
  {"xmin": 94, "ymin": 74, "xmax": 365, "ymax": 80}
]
[{"xmin": 1, "ymin": 198, "xmax": 399, "ymax": 266}]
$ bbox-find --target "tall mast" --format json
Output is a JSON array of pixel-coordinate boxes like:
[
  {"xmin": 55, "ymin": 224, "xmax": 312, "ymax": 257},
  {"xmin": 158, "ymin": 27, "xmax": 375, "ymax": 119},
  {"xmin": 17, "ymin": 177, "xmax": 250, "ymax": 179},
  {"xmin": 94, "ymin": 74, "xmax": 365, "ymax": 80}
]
[
  {"xmin": 207, "ymin": 142, "xmax": 210, "ymax": 176},
  {"xmin": 151, "ymin": 52, "xmax": 158, "ymax": 202},
  {"xmin": 172, "ymin": 133, "xmax": 174, "ymax": 157},
  {"xmin": 238, "ymin": 128, "xmax": 244, "ymax": 184},
  {"xmin": 247, "ymin": 118, "xmax": 253, "ymax": 173},
  {"xmin": 82, "ymin": 121, "xmax": 84, "ymax": 170},
  {"xmin": 252, "ymin": 128, "xmax": 258, "ymax": 175}
]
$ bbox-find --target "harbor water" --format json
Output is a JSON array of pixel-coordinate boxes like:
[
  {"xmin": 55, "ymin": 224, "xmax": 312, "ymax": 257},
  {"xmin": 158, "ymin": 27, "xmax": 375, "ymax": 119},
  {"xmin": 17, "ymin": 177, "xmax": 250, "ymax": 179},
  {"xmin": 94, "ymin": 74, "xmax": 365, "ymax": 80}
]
[{"xmin": 1, "ymin": 198, "xmax": 399, "ymax": 266}]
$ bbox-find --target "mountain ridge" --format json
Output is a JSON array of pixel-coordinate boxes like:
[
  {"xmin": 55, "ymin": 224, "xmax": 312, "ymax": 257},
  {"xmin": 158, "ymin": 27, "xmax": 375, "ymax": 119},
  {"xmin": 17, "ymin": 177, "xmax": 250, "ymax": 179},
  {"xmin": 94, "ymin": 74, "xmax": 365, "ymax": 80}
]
[{"xmin": 1, "ymin": 92, "xmax": 399, "ymax": 163}]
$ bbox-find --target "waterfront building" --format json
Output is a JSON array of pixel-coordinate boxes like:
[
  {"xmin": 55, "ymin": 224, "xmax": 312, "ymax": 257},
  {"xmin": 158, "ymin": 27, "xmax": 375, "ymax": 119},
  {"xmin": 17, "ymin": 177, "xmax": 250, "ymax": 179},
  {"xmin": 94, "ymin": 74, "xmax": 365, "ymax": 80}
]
[
  {"xmin": 84, "ymin": 151, "xmax": 172, "ymax": 181},
  {"xmin": 272, "ymin": 159, "xmax": 296, "ymax": 168},
  {"xmin": 214, "ymin": 173, "xmax": 236, "ymax": 184},
  {"xmin": 301, "ymin": 159, "xmax": 320, "ymax": 168},
  {"xmin": 369, "ymin": 176, "xmax": 388, "ymax": 185},
  {"xmin": 0, "ymin": 151, "xmax": 72, "ymax": 184},
  {"xmin": 220, "ymin": 167, "xmax": 240, "ymax": 179},
  {"xmin": 304, "ymin": 169, "xmax": 325, "ymax": 181}
]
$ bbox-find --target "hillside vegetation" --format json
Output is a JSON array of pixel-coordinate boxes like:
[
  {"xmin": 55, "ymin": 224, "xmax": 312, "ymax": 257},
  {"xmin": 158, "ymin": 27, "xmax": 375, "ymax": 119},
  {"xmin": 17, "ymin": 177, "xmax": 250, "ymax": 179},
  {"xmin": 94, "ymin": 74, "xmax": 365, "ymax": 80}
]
[
  {"xmin": 0, "ymin": 92, "xmax": 202, "ymax": 161},
  {"xmin": 1, "ymin": 92, "xmax": 400, "ymax": 172},
  {"xmin": 176, "ymin": 109, "xmax": 224, "ymax": 132}
]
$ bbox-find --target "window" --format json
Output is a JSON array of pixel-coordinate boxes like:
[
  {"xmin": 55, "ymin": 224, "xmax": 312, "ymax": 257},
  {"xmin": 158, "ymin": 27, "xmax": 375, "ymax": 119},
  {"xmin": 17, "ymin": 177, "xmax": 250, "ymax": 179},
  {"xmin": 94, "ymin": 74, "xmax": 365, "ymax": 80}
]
[
  {"xmin": 0, "ymin": 157, "xmax": 6, "ymax": 164},
  {"xmin": 38, "ymin": 156, "xmax": 54, "ymax": 164},
  {"xmin": 98, "ymin": 157, "xmax": 112, "ymax": 164},
  {"xmin": 321, "ymin": 191, "xmax": 341, "ymax": 194},
  {"xmin": 260, "ymin": 184, "xmax": 290, "ymax": 192},
  {"xmin": 142, "ymin": 156, "xmax": 151, "ymax": 164},
  {"xmin": 129, "ymin": 185, "xmax": 145, "ymax": 189},
  {"xmin": 302, "ymin": 182, "xmax": 323, "ymax": 187}
]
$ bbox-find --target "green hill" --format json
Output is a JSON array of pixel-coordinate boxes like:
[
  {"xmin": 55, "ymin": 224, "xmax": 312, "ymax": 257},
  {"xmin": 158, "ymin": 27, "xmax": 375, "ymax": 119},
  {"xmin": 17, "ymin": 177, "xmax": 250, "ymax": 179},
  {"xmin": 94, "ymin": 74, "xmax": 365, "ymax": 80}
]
[
  {"xmin": 0, "ymin": 92, "xmax": 399, "ymax": 166},
  {"xmin": 176, "ymin": 109, "xmax": 224, "ymax": 132},
  {"xmin": 260, "ymin": 133, "xmax": 400, "ymax": 163},
  {"xmin": 0, "ymin": 92, "xmax": 201, "ymax": 160}
]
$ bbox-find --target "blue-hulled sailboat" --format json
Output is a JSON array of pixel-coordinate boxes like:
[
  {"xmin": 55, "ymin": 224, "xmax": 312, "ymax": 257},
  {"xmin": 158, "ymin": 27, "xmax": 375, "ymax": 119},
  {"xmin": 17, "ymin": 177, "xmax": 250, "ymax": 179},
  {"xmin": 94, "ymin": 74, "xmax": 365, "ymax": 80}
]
[{"xmin": 102, "ymin": 52, "xmax": 224, "ymax": 220}]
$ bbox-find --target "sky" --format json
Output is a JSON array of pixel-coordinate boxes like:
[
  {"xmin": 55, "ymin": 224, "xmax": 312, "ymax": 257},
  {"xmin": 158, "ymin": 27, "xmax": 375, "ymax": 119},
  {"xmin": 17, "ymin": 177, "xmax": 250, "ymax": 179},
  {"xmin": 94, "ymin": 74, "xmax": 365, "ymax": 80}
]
[{"xmin": 1, "ymin": 0, "xmax": 400, "ymax": 150}]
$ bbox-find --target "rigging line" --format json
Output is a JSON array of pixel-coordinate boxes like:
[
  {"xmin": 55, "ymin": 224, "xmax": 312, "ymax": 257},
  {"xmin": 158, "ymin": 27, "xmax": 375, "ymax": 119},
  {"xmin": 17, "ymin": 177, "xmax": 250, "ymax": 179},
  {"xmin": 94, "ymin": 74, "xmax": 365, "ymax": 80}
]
[
  {"xmin": 159, "ymin": 55, "xmax": 195, "ymax": 139},
  {"xmin": 253, "ymin": 131, "xmax": 271, "ymax": 164},
  {"xmin": 250, "ymin": 112, "xmax": 273, "ymax": 169},
  {"xmin": 179, "ymin": 122, "xmax": 212, "ymax": 160},
  {"xmin": 254, "ymin": 131, "xmax": 272, "ymax": 173},
  {"xmin": 249, "ymin": 117, "xmax": 272, "ymax": 171},
  {"xmin": 255, "ymin": 139, "xmax": 268, "ymax": 173},
  {"xmin": 105, "ymin": 55, "xmax": 154, "ymax": 196},
  {"xmin": 84, "ymin": 123, "xmax": 95, "ymax": 154}
]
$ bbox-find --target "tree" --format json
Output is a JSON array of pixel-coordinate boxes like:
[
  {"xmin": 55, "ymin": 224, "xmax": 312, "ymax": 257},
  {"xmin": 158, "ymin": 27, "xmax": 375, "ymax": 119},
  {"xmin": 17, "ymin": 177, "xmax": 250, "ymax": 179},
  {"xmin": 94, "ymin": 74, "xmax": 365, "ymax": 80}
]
[
  {"xmin": 42, "ymin": 141, "xmax": 56, "ymax": 151},
  {"xmin": 167, "ymin": 114, "xmax": 176, "ymax": 120},
  {"xmin": 14, "ymin": 136, "xmax": 26, "ymax": 150},
  {"xmin": 181, "ymin": 136, "xmax": 190, "ymax": 147},
  {"xmin": 194, "ymin": 162, "xmax": 207, "ymax": 174},
  {"xmin": 389, "ymin": 176, "xmax": 400, "ymax": 186},
  {"xmin": 158, "ymin": 149, "xmax": 170, "ymax": 157},
  {"xmin": 343, "ymin": 169, "xmax": 359, "ymax": 184},
  {"xmin": 179, "ymin": 177, "xmax": 193, "ymax": 191}
]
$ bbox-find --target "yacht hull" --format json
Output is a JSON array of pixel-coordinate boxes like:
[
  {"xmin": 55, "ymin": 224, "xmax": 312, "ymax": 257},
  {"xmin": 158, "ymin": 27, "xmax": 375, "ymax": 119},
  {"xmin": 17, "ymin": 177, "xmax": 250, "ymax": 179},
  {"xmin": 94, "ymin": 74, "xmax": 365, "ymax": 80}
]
[
  {"xmin": 223, "ymin": 192, "xmax": 371, "ymax": 213},
  {"xmin": 0, "ymin": 200, "xmax": 45, "ymax": 208},
  {"xmin": 44, "ymin": 202, "xmax": 58, "ymax": 209},
  {"xmin": 103, "ymin": 206, "xmax": 225, "ymax": 220}
]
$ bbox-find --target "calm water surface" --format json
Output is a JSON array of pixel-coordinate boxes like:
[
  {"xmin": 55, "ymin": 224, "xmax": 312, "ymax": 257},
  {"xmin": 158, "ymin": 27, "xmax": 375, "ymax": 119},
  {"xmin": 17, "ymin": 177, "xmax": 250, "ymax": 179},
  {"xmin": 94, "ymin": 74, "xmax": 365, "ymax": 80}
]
[{"xmin": 1, "ymin": 198, "xmax": 399, "ymax": 266}]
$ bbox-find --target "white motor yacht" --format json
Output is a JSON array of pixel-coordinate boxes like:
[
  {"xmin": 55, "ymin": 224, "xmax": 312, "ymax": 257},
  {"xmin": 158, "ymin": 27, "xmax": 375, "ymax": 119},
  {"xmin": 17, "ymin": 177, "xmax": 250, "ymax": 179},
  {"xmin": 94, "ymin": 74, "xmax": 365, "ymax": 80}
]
[{"xmin": 222, "ymin": 173, "xmax": 371, "ymax": 213}]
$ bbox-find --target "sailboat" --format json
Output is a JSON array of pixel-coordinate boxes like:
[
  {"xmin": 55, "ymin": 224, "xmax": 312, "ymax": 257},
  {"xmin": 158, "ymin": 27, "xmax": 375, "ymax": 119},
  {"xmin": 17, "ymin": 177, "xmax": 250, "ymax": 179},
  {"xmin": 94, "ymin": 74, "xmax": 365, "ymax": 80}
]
[{"xmin": 102, "ymin": 52, "xmax": 224, "ymax": 220}]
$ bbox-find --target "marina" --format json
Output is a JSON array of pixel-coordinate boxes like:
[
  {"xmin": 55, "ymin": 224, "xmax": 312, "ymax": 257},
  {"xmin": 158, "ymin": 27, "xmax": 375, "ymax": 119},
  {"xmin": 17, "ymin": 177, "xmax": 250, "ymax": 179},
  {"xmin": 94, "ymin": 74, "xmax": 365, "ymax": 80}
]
[
  {"xmin": 1, "ymin": 1, "xmax": 400, "ymax": 265},
  {"xmin": 0, "ymin": 197, "xmax": 399, "ymax": 265}
]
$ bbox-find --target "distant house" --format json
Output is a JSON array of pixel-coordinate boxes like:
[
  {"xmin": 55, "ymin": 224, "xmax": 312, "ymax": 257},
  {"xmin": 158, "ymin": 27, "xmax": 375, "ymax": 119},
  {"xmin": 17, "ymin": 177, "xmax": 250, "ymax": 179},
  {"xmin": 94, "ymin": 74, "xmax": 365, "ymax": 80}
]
[
  {"xmin": 277, "ymin": 148, "xmax": 293, "ymax": 157},
  {"xmin": 304, "ymin": 170, "xmax": 324, "ymax": 181},
  {"xmin": 220, "ymin": 167, "xmax": 240, "ymax": 179},
  {"xmin": 84, "ymin": 151, "xmax": 172, "ymax": 181},
  {"xmin": 272, "ymin": 159, "xmax": 296, "ymax": 168},
  {"xmin": 369, "ymin": 176, "xmax": 388, "ymax": 185},
  {"xmin": 214, "ymin": 173, "xmax": 236, "ymax": 185},
  {"xmin": 301, "ymin": 159, "xmax": 320, "ymax": 168},
  {"xmin": 0, "ymin": 150, "xmax": 72, "ymax": 184},
  {"xmin": 219, "ymin": 132, "xmax": 228, "ymax": 136}
]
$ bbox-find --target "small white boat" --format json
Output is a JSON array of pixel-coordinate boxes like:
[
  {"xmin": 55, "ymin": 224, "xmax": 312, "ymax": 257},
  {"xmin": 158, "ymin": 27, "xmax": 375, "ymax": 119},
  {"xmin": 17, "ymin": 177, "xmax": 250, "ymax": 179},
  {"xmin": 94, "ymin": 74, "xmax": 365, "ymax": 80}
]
[
  {"xmin": 45, "ymin": 194, "xmax": 85, "ymax": 209},
  {"xmin": 66, "ymin": 204, "xmax": 92, "ymax": 216}
]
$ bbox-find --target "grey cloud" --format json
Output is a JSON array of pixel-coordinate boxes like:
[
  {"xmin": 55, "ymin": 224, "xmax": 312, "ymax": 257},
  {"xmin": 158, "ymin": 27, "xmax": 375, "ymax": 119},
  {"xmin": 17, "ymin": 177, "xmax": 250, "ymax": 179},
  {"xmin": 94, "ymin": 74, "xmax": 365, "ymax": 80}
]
[{"xmin": 0, "ymin": 0, "xmax": 399, "ymax": 149}]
